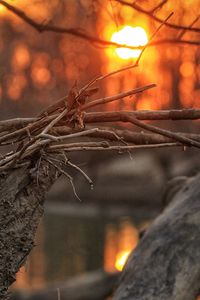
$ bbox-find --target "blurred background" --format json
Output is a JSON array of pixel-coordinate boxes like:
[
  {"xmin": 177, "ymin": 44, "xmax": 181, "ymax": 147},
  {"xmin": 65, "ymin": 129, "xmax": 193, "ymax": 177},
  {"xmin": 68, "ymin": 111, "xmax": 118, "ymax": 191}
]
[{"xmin": 0, "ymin": 0, "xmax": 200, "ymax": 298}]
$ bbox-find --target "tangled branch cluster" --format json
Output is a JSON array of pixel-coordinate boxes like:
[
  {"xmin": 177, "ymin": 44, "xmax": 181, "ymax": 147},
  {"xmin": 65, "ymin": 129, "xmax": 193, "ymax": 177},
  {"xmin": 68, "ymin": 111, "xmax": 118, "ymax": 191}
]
[
  {"xmin": 0, "ymin": 0, "xmax": 200, "ymax": 199},
  {"xmin": 0, "ymin": 80, "xmax": 200, "ymax": 200},
  {"xmin": 0, "ymin": 83, "xmax": 156, "ymax": 171}
]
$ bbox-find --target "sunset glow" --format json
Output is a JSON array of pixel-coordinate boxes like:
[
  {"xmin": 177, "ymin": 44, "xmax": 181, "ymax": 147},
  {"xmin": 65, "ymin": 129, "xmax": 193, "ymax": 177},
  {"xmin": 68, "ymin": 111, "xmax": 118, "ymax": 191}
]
[
  {"xmin": 111, "ymin": 26, "xmax": 148, "ymax": 59},
  {"xmin": 0, "ymin": 0, "xmax": 20, "ymax": 14},
  {"xmin": 115, "ymin": 250, "xmax": 131, "ymax": 271}
]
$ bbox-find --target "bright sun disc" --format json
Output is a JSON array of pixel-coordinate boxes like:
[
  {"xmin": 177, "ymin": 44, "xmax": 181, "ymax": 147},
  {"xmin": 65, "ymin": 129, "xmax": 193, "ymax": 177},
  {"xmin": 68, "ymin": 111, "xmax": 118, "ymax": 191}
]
[{"xmin": 111, "ymin": 26, "xmax": 148, "ymax": 59}]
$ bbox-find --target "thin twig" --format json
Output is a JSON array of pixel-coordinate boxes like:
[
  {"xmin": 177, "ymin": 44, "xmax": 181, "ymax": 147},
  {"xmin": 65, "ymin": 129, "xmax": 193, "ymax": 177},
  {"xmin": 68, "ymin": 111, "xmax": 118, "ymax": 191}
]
[
  {"xmin": 48, "ymin": 143, "xmax": 180, "ymax": 152},
  {"xmin": 46, "ymin": 153, "xmax": 94, "ymax": 189},
  {"xmin": 123, "ymin": 115, "xmax": 200, "ymax": 149},
  {"xmin": 83, "ymin": 84, "xmax": 156, "ymax": 110},
  {"xmin": 84, "ymin": 109, "xmax": 200, "ymax": 122},
  {"xmin": 28, "ymin": 84, "xmax": 156, "ymax": 141},
  {"xmin": 48, "ymin": 141, "xmax": 111, "ymax": 151},
  {"xmin": 0, "ymin": 0, "xmax": 130, "ymax": 49},
  {"xmin": 40, "ymin": 128, "xmax": 100, "ymax": 141},
  {"xmin": 82, "ymin": 126, "xmax": 200, "ymax": 145},
  {"xmin": 63, "ymin": 154, "xmax": 94, "ymax": 189},
  {"xmin": 44, "ymin": 157, "xmax": 82, "ymax": 201},
  {"xmin": 1, "ymin": 108, "xmax": 200, "ymax": 136},
  {"xmin": 0, "ymin": 114, "xmax": 55, "ymax": 144},
  {"xmin": 177, "ymin": 15, "xmax": 200, "ymax": 39},
  {"xmin": 0, "ymin": 118, "xmax": 36, "ymax": 132},
  {"xmin": 136, "ymin": 12, "xmax": 173, "ymax": 66},
  {"xmin": 116, "ymin": 0, "xmax": 200, "ymax": 33},
  {"xmin": 41, "ymin": 109, "xmax": 68, "ymax": 135},
  {"xmin": 150, "ymin": 0, "xmax": 168, "ymax": 14}
]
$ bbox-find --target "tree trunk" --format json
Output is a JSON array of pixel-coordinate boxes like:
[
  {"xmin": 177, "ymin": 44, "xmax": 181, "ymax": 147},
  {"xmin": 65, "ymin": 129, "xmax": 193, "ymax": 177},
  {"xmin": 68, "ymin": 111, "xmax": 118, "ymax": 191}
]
[
  {"xmin": 0, "ymin": 160, "xmax": 58, "ymax": 299},
  {"xmin": 113, "ymin": 173, "xmax": 200, "ymax": 300}
]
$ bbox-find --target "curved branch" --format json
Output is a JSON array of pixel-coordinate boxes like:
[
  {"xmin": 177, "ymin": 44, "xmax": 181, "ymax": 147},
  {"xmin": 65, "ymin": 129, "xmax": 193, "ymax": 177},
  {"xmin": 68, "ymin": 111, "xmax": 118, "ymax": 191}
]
[
  {"xmin": 0, "ymin": 0, "xmax": 200, "ymax": 50},
  {"xmin": 84, "ymin": 112, "xmax": 200, "ymax": 149},
  {"xmin": 116, "ymin": 0, "xmax": 200, "ymax": 33}
]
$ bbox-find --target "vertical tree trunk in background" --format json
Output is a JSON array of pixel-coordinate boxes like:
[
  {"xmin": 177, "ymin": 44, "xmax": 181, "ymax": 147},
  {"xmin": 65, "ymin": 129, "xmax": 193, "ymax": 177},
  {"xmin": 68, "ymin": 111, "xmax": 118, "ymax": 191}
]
[
  {"xmin": 0, "ymin": 160, "xmax": 57, "ymax": 299},
  {"xmin": 113, "ymin": 173, "xmax": 200, "ymax": 300}
]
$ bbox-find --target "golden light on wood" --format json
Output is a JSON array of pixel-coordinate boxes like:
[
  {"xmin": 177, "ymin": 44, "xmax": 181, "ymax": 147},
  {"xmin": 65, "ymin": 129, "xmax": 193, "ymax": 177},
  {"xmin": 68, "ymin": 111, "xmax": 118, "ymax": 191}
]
[{"xmin": 111, "ymin": 26, "xmax": 148, "ymax": 59}]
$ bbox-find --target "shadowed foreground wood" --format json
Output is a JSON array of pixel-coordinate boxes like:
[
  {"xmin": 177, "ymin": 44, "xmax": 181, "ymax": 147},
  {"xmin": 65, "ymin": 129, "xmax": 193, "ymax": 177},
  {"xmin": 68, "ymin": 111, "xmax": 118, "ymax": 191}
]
[
  {"xmin": 113, "ymin": 173, "xmax": 200, "ymax": 300},
  {"xmin": 0, "ymin": 161, "xmax": 58, "ymax": 299},
  {"xmin": 12, "ymin": 271, "xmax": 119, "ymax": 300}
]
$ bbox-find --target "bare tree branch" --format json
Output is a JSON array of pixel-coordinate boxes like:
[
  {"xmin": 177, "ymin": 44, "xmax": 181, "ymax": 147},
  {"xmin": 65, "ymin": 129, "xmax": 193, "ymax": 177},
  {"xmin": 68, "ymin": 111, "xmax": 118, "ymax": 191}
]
[
  {"xmin": 116, "ymin": 0, "xmax": 200, "ymax": 33},
  {"xmin": 84, "ymin": 109, "xmax": 200, "ymax": 122},
  {"xmin": 0, "ymin": 0, "xmax": 200, "ymax": 52},
  {"xmin": 48, "ymin": 142, "xmax": 180, "ymax": 152},
  {"xmin": 84, "ymin": 84, "xmax": 156, "ymax": 110},
  {"xmin": 43, "ymin": 157, "xmax": 82, "ymax": 202},
  {"xmin": 1, "ymin": 108, "xmax": 200, "ymax": 134},
  {"xmin": 81, "ymin": 127, "xmax": 200, "ymax": 145}
]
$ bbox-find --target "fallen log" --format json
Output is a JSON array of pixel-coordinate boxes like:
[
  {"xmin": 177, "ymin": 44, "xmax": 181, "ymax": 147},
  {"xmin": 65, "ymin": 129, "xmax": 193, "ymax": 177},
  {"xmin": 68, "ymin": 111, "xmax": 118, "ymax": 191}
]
[
  {"xmin": 12, "ymin": 270, "xmax": 119, "ymax": 300},
  {"xmin": 113, "ymin": 173, "xmax": 200, "ymax": 300},
  {"xmin": 0, "ymin": 161, "xmax": 58, "ymax": 299}
]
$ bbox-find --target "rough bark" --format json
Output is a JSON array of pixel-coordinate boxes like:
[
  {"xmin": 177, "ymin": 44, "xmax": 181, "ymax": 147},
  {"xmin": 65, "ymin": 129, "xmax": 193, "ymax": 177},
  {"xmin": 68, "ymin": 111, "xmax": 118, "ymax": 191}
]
[
  {"xmin": 113, "ymin": 173, "xmax": 200, "ymax": 300},
  {"xmin": 12, "ymin": 270, "xmax": 119, "ymax": 300},
  {"xmin": 0, "ymin": 159, "xmax": 58, "ymax": 299}
]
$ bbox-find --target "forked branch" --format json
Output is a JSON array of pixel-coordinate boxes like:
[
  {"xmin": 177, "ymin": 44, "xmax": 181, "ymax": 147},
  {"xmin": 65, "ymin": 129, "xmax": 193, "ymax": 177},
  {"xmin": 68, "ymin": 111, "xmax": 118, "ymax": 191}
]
[{"xmin": 0, "ymin": 0, "xmax": 199, "ymax": 50}]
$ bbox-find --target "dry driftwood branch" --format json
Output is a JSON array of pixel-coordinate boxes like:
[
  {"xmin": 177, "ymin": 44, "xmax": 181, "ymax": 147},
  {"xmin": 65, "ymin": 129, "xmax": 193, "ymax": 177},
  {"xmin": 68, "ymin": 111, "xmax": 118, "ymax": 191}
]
[
  {"xmin": 0, "ymin": 84, "xmax": 155, "ymax": 145},
  {"xmin": 48, "ymin": 142, "xmax": 180, "ymax": 152},
  {"xmin": 84, "ymin": 112, "xmax": 200, "ymax": 148},
  {"xmin": 1, "ymin": 108, "xmax": 200, "ymax": 134},
  {"xmin": 1, "ymin": 107, "xmax": 200, "ymax": 146},
  {"xmin": 113, "ymin": 173, "xmax": 200, "ymax": 300},
  {"xmin": 84, "ymin": 109, "xmax": 200, "ymax": 121},
  {"xmin": 1, "ymin": 83, "xmax": 200, "ymax": 174},
  {"xmin": 76, "ymin": 126, "xmax": 200, "ymax": 145},
  {"xmin": 123, "ymin": 114, "xmax": 200, "ymax": 149}
]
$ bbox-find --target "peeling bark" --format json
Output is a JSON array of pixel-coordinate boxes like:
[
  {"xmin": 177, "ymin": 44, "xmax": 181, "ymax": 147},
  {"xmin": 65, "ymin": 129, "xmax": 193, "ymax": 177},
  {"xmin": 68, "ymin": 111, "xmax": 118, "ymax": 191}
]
[
  {"xmin": 113, "ymin": 173, "xmax": 200, "ymax": 300},
  {"xmin": 0, "ymin": 160, "xmax": 58, "ymax": 299}
]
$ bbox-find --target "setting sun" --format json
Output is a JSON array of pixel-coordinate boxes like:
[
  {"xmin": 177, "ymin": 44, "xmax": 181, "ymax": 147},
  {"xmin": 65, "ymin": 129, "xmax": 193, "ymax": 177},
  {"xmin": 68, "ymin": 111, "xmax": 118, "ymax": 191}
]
[{"xmin": 111, "ymin": 26, "xmax": 148, "ymax": 59}]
